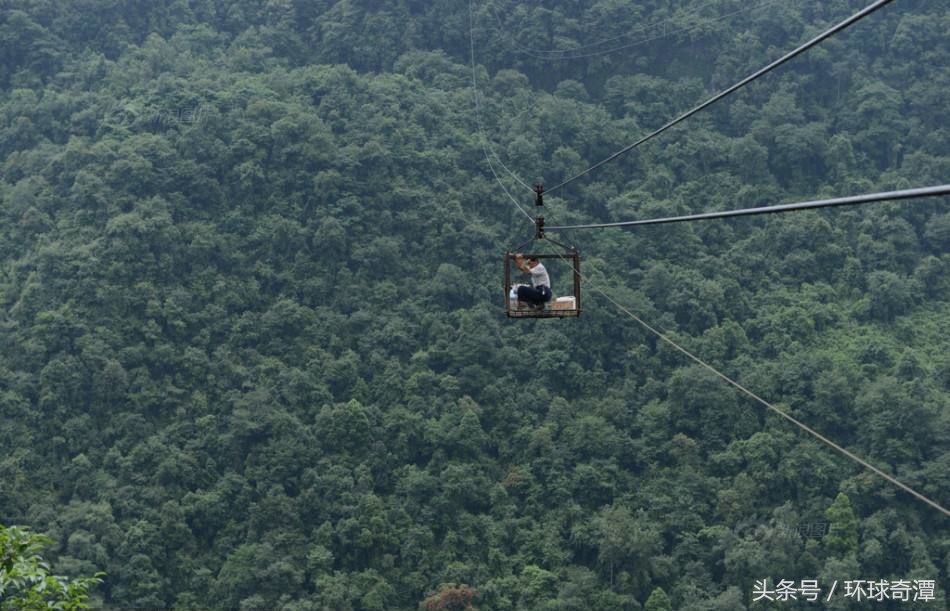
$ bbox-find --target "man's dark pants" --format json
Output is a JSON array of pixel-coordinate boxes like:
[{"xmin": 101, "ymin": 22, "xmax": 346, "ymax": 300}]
[{"xmin": 517, "ymin": 285, "xmax": 551, "ymax": 306}]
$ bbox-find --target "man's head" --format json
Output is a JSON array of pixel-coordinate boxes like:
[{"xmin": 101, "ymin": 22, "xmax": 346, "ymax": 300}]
[{"xmin": 527, "ymin": 257, "xmax": 540, "ymax": 268}]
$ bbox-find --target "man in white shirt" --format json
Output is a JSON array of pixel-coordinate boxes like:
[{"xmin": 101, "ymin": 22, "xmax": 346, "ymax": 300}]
[{"xmin": 513, "ymin": 254, "xmax": 552, "ymax": 310}]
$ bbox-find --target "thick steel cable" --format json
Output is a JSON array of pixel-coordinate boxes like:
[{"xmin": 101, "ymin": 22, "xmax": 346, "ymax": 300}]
[
  {"xmin": 538, "ymin": 240, "xmax": 950, "ymax": 518},
  {"xmin": 469, "ymin": 0, "xmax": 536, "ymax": 223},
  {"xmin": 547, "ymin": 185, "xmax": 950, "ymax": 230},
  {"xmin": 545, "ymin": 0, "xmax": 898, "ymax": 195}
]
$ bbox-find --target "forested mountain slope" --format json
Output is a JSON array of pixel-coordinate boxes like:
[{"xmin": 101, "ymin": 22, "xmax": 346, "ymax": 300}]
[{"xmin": 0, "ymin": 1, "xmax": 947, "ymax": 609}]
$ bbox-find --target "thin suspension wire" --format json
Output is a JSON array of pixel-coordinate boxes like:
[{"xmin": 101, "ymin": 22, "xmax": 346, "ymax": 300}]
[
  {"xmin": 594, "ymin": 285, "xmax": 950, "ymax": 518},
  {"xmin": 488, "ymin": 0, "xmax": 783, "ymax": 61},
  {"xmin": 539, "ymin": 240, "xmax": 950, "ymax": 518},
  {"xmin": 486, "ymin": 0, "xmax": 724, "ymax": 56},
  {"xmin": 469, "ymin": 0, "xmax": 536, "ymax": 222},
  {"xmin": 547, "ymin": 185, "xmax": 950, "ymax": 230},
  {"xmin": 546, "ymin": 0, "xmax": 898, "ymax": 195},
  {"xmin": 474, "ymin": 86, "xmax": 536, "ymax": 197},
  {"xmin": 488, "ymin": 0, "xmax": 670, "ymax": 40}
]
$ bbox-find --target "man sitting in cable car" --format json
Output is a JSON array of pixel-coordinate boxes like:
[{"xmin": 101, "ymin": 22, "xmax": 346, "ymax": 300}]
[{"xmin": 513, "ymin": 254, "xmax": 552, "ymax": 310}]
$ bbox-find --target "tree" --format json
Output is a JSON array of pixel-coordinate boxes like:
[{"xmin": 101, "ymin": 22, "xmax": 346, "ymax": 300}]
[
  {"xmin": 923, "ymin": 212, "xmax": 950, "ymax": 252},
  {"xmin": 644, "ymin": 587, "xmax": 672, "ymax": 611},
  {"xmin": 866, "ymin": 271, "xmax": 915, "ymax": 321},
  {"xmin": 0, "ymin": 525, "xmax": 103, "ymax": 610},
  {"xmin": 595, "ymin": 504, "xmax": 662, "ymax": 592},
  {"xmin": 421, "ymin": 583, "xmax": 477, "ymax": 611},
  {"xmin": 824, "ymin": 493, "xmax": 859, "ymax": 558}
]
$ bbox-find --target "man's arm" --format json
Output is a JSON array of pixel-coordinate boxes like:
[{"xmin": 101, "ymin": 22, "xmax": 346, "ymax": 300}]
[{"xmin": 514, "ymin": 253, "xmax": 529, "ymax": 273}]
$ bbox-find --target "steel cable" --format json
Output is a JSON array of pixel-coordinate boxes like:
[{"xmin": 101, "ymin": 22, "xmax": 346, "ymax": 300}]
[{"xmin": 547, "ymin": 184, "xmax": 950, "ymax": 230}]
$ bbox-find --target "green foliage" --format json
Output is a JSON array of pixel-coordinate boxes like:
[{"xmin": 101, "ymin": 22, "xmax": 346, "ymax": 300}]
[
  {"xmin": 824, "ymin": 494, "xmax": 859, "ymax": 558},
  {"xmin": 0, "ymin": 1, "xmax": 947, "ymax": 609},
  {"xmin": 0, "ymin": 525, "xmax": 102, "ymax": 610},
  {"xmin": 644, "ymin": 586, "xmax": 672, "ymax": 611}
]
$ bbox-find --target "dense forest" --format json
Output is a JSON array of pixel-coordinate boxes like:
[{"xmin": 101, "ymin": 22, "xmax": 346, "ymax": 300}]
[{"xmin": 0, "ymin": 0, "xmax": 948, "ymax": 609}]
